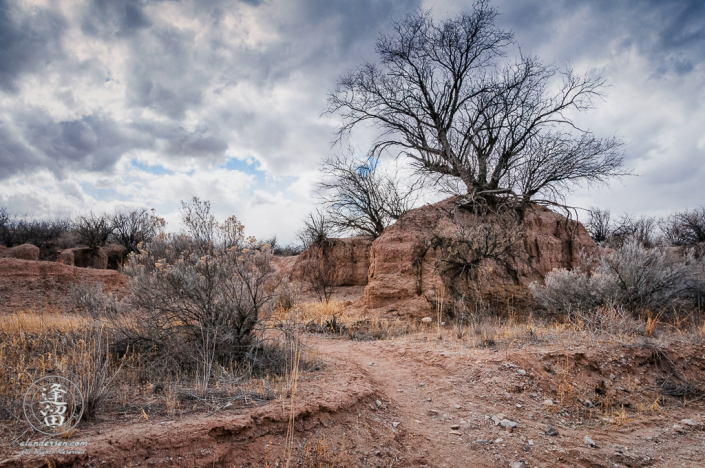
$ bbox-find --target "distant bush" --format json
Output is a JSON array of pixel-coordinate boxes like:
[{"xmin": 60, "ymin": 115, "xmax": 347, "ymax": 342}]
[
  {"xmin": 0, "ymin": 207, "xmax": 75, "ymax": 259},
  {"xmin": 111, "ymin": 208, "xmax": 165, "ymax": 254},
  {"xmin": 531, "ymin": 239, "xmax": 701, "ymax": 316},
  {"xmin": 76, "ymin": 212, "xmax": 114, "ymax": 250},
  {"xmin": 530, "ymin": 268, "xmax": 620, "ymax": 312},
  {"xmin": 611, "ymin": 214, "xmax": 658, "ymax": 248},
  {"xmin": 660, "ymin": 207, "xmax": 705, "ymax": 246},
  {"xmin": 124, "ymin": 237, "xmax": 280, "ymax": 365},
  {"xmin": 585, "ymin": 208, "xmax": 612, "ymax": 244},
  {"xmin": 261, "ymin": 235, "xmax": 305, "ymax": 256},
  {"xmin": 585, "ymin": 208, "xmax": 658, "ymax": 247}
]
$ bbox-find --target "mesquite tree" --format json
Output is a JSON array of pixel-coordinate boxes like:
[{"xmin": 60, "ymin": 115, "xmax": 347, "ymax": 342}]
[{"xmin": 328, "ymin": 2, "xmax": 627, "ymax": 205}]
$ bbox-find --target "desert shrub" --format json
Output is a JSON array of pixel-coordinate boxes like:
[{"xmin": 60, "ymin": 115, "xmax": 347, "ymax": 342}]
[
  {"xmin": 434, "ymin": 213, "xmax": 521, "ymax": 278},
  {"xmin": 296, "ymin": 247, "xmax": 337, "ymax": 303},
  {"xmin": 611, "ymin": 214, "xmax": 659, "ymax": 248},
  {"xmin": 74, "ymin": 205, "xmax": 287, "ymax": 386},
  {"xmin": 529, "ymin": 268, "xmax": 620, "ymax": 312},
  {"xmin": 122, "ymin": 240, "xmax": 279, "ymax": 377},
  {"xmin": 433, "ymin": 208, "xmax": 522, "ymax": 316},
  {"xmin": 111, "ymin": 208, "xmax": 165, "ymax": 254},
  {"xmin": 180, "ymin": 197, "xmax": 251, "ymax": 251},
  {"xmin": 273, "ymin": 243, "xmax": 305, "ymax": 256},
  {"xmin": 76, "ymin": 212, "xmax": 114, "ymax": 250},
  {"xmin": 660, "ymin": 207, "xmax": 705, "ymax": 246},
  {"xmin": 600, "ymin": 240, "xmax": 696, "ymax": 311},
  {"xmin": 532, "ymin": 239, "xmax": 700, "ymax": 316}
]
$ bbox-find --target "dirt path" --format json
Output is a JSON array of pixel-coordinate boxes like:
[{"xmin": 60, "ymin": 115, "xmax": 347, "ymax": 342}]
[
  {"xmin": 2, "ymin": 334, "xmax": 704, "ymax": 467},
  {"xmin": 313, "ymin": 336, "xmax": 524, "ymax": 467},
  {"xmin": 311, "ymin": 335, "xmax": 705, "ymax": 468}
]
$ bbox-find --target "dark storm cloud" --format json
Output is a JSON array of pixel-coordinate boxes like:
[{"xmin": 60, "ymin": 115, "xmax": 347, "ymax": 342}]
[
  {"xmin": 81, "ymin": 0, "xmax": 151, "ymax": 37},
  {"xmin": 495, "ymin": 0, "xmax": 705, "ymax": 76},
  {"xmin": 1, "ymin": 110, "xmax": 153, "ymax": 179},
  {"xmin": 1, "ymin": 0, "xmax": 702, "ymax": 222},
  {"xmin": 0, "ymin": 0, "xmax": 65, "ymax": 94},
  {"xmin": 0, "ymin": 120, "xmax": 40, "ymax": 179}
]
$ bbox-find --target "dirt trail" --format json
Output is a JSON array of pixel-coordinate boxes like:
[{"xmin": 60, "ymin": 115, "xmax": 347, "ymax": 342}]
[
  {"xmin": 2, "ymin": 334, "xmax": 704, "ymax": 467},
  {"xmin": 313, "ymin": 336, "xmax": 499, "ymax": 467},
  {"xmin": 311, "ymin": 336, "xmax": 705, "ymax": 468}
]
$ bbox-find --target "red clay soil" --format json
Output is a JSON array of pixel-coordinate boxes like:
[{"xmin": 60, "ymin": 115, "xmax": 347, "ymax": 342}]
[
  {"xmin": 0, "ymin": 258, "xmax": 127, "ymax": 313},
  {"xmin": 3, "ymin": 334, "xmax": 704, "ymax": 467}
]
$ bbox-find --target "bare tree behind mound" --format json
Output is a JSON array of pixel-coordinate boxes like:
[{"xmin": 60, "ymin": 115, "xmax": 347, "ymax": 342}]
[
  {"xmin": 328, "ymin": 2, "xmax": 628, "ymax": 206},
  {"xmin": 318, "ymin": 151, "xmax": 421, "ymax": 238},
  {"xmin": 112, "ymin": 208, "xmax": 165, "ymax": 255}
]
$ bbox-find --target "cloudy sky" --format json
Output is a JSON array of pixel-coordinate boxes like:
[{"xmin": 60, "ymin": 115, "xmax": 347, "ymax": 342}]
[{"xmin": 1, "ymin": 0, "xmax": 703, "ymax": 242}]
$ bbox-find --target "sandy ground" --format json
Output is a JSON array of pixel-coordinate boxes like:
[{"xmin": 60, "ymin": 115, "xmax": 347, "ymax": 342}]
[{"xmin": 2, "ymin": 332, "xmax": 704, "ymax": 467}]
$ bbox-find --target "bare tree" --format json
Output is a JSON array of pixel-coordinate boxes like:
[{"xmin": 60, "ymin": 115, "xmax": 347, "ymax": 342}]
[
  {"xmin": 297, "ymin": 210, "xmax": 335, "ymax": 249},
  {"xmin": 112, "ymin": 209, "xmax": 165, "ymax": 254},
  {"xmin": 328, "ymin": 3, "xmax": 627, "ymax": 205},
  {"xmin": 612, "ymin": 214, "xmax": 658, "ymax": 248},
  {"xmin": 296, "ymin": 250, "xmax": 337, "ymax": 303},
  {"xmin": 585, "ymin": 208, "xmax": 612, "ymax": 243},
  {"xmin": 318, "ymin": 151, "xmax": 420, "ymax": 238},
  {"xmin": 661, "ymin": 207, "xmax": 705, "ymax": 246},
  {"xmin": 76, "ymin": 213, "xmax": 114, "ymax": 251}
]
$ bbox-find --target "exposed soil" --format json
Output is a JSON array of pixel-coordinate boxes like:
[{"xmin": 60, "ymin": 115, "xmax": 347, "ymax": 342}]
[
  {"xmin": 2, "ymin": 261, "xmax": 704, "ymax": 467},
  {"xmin": 2, "ymin": 332, "xmax": 704, "ymax": 467},
  {"xmin": 0, "ymin": 258, "xmax": 126, "ymax": 313}
]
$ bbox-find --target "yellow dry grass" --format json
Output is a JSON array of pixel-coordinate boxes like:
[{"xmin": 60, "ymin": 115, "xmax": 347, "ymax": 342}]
[{"xmin": 274, "ymin": 300, "xmax": 355, "ymax": 327}]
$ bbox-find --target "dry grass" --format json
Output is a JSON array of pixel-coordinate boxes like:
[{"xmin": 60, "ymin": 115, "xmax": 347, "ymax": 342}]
[
  {"xmin": 0, "ymin": 310, "xmax": 310, "ymax": 444},
  {"xmin": 275, "ymin": 301, "xmax": 355, "ymax": 327},
  {"xmin": 303, "ymin": 434, "xmax": 351, "ymax": 468},
  {"xmin": 276, "ymin": 301, "xmax": 424, "ymax": 340}
]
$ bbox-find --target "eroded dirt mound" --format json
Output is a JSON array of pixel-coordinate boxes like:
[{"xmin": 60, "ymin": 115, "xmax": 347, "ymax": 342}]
[
  {"xmin": 57, "ymin": 244, "xmax": 127, "ymax": 270},
  {"xmin": 0, "ymin": 258, "xmax": 127, "ymax": 312},
  {"xmin": 0, "ymin": 244, "xmax": 40, "ymax": 261},
  {"xmin": 0, "ymin": 352, "xmax": 379, "ymax": 468},
  {"xmin": 286, "ymin": 236, "xmax": 373, "ymax": 286},
  {"xmin": 360, "ymin": 197, "xmax": 596, "ymax": 317}
]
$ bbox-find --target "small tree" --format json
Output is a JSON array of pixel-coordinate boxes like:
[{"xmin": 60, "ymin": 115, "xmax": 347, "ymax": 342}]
[
  {"xmin": 612, "ymin": 214, "xmax": 658, "ymax": 248},
  {"xmin": 661, "ymin": 207, "xmax": 705, "ymax": 246},
  {"xmin": 585, "ymin": 208, "xmax": 612, "ymax": 243},
  {"xmin": 112, "ymin": 209, "xmax": 165, "ymax": 254},
  {"xmin": 297, "ymin": 210, "xmax": 335, "ymax": 249},
  {"xmin": 296, "ymin": 251, "xmax": 337, "ymax": 303},
  {"xmin": 76, "ymin": 213, "xmax": 114, "ymax": 250},
  {"xmin": 318, "ymin": 151, "xmax": 420, "ymax": 238}
]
